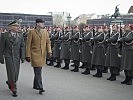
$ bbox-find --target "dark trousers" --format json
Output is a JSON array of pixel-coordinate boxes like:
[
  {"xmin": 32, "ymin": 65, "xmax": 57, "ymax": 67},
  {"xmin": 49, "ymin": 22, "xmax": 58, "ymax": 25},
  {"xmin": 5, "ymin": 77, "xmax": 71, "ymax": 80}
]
[
  {"xmin": 124, "ymin": 70, "xmax": 133, "ymax": 77},
  {"xmin": 95, "ymin": 65, "xmax": 104, "ymax": 72},
  {"xmin": 64, "ymin": 59, "xmax": 70, "ymax": 66},
  {"xmin": 33, "ymin": 67, "xmax": 43, "ymax": 89},
  {"xmin": 84, "ymin": 62, "xmax": 91, "ymax": 69},
  {"xmin": 110, "ymin": 67, "xmax": 120, "ymax": 75},
  {"xmin": 73, "ymin": 60, "xmax": 79, "ymax": 67},
  {"xmin": 55, "ymin": 57, "xmax": 61, "ymax": 63}
]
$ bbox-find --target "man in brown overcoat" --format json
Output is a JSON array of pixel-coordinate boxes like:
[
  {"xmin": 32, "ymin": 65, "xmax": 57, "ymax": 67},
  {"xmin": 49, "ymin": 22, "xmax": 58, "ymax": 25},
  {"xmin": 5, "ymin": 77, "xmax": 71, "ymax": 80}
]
[{"xmin": 26, "ymin": 19, "xmax": 52, "ymax": 94}]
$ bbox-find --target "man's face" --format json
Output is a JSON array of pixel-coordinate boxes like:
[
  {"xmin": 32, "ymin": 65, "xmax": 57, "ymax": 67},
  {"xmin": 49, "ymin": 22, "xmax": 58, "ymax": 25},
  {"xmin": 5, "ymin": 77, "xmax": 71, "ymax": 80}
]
[
  {"xmin": 85, "ymin": 27, "xmax": 90, "ymax": 32},
  {"xmin": 74, "ymin": 27, "xmax": 79, "ymax": 31},
  {"xmin": 104, "ymin": 27, "xmax": 109, "ymax": 32},
  {"xmin": 10, "ymin": 24, "xmax": 20, "ymax": 32},
  {"xmin": 124, "ymin": 25, "xmax": 131, "ymax": 31},
  {"xmin": 37, "ymin": 22, "xmax": 44, "ymax": 28},
  {"xmin": 66, "ymin": 28, "xmax": 70, "ymax": 32},
  {"xmin": 56, "ymin": 27, "xmax": 61, "ymax": 31},
  {"xmin": 98, "ymin": 28, "xmax": 103, "ymax": 33},
  {"xmin": 112, "ymin": 25, "xmax": 118, "ymax": 31}
]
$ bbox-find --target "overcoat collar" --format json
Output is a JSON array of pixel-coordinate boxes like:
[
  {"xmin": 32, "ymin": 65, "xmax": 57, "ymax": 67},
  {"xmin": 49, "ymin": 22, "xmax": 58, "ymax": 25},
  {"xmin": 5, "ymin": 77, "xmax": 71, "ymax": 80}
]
[{"xmin": 7, "ymin": 32, "xmax": 21, "ymax": 45}]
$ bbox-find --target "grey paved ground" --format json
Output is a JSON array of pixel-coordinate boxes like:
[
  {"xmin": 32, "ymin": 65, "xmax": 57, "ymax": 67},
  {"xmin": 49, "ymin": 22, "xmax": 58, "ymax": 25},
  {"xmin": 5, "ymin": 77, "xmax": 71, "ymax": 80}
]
[{"xmin": 0, "ymin": 62, "xmax": 133, "ymax": 100}]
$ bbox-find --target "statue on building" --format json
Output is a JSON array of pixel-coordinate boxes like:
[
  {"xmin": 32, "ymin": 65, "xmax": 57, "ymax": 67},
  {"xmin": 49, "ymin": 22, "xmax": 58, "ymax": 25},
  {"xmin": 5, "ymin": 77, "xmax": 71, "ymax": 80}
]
[{"xmin": 111, "ymin": 5, "xmax": 120, "ymax": 19}]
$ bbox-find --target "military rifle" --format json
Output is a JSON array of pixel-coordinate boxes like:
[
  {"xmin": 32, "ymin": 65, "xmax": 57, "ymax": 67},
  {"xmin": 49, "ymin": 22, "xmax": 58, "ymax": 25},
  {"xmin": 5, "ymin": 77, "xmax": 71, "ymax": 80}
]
[
  {"xmin": 120, "ymin": 22, "xmax": 122, "ymax": 38},
  {"xmin": 92, "ymin": 23, "xmax": 95, "ymax": 37},
  {"xmin": 70, "ymin": 26, "xmax": 74, "ymax": 45},
  {"xmin": 118, "ymin": 22, "xmax": 123, "ymax": 57}
]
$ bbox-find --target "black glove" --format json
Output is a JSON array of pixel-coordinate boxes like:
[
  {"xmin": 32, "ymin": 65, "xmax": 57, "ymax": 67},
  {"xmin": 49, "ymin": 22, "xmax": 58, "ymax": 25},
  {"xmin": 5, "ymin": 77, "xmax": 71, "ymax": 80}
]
[
  {"xmin": 25, "ymin": 57, "xmax": 30, "ymax": 62},
  {"xmin": 0, "ymin": 60, "xmax": 4, "ymax": 64},
  {"xmin": 21, "ymin": 59, "xmax": 25, "ymax": 63},
  {"xmin": 47, "ymin": 53, "xmax": 52, "ymax": 59}
]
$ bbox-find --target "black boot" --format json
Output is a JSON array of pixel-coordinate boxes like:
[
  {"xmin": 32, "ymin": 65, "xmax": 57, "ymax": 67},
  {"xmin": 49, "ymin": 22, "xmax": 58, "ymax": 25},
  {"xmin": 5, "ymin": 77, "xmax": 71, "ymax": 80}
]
[
  {"xmin": 108, "ymin": 74, "xmax": 116, "ymax": 81},
  {"xmin": 107, "ymin": 75, "xmax": 112, "ymax": 80},
  {"xmin": 90, "ymin": 65, "xmax": 96, "ymax": 70},
  {"xmin": 47, "ymin": 61, "xmax": 54, "ymax": 66},
  {"xmin": 97, "ymin": 71, "xmax": 102, "ymax": 78},
  {"xmin": 39, "ymin": 88, "xmax": 45, "ymax": 94},
  {"xmin": 61, "ymin": 64, "xmax": 69, "ymax": 70},
  {"xmin": 93, "ymin": 68, "xmax": 99, "ymax": 77},
  {"xmin": 71, "ymin": 66, "xmax": 79, "ymax": 72},
  {"xmin": 126, "ymin": 76, "xmax": 132, "ymax": 85},
  {"xmin": 12, "ymin": 91, "xmax": 17, "ymax": 97},
  {"xmin": 102, "ymin": 67, "xmax": 108, "ymax": 73},
  {"xmin": 121, "ymin": 76, "xmax": 128, "ymax": 84},
  {"xmin": 81, "ymin": 68, "xmax": 90, "ymax": 75},
  {"xmin": 93, "ymin": 69, "xmax": 102, "ymax": 78},
  {"xmin": 71, "ymin": 63, "xmax": 75, "ymax": 67},
  {"xmin": 79, "ymin": 63, "xmax": 85, "ymax": 69},
  {"xmin": 54, "ymin": 63, "xmax": 61, "ymax": 68},
  {"xmin": 93, "ymin": 72, "xmax": 99, "ymax": 77}
]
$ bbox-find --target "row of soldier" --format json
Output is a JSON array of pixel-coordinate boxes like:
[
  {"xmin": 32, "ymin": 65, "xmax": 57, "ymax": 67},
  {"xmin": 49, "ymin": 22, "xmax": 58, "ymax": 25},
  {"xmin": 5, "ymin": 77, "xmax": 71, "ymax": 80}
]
[{"xmin": 46, "ymin": 24, "xmax": 133, "ymax": 85}]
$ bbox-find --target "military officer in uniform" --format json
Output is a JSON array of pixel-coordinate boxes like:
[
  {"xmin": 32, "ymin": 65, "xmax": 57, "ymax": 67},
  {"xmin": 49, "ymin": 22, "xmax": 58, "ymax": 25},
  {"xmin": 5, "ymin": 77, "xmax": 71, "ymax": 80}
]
[
  {"xmin": 0, "ymin": 20, "xmax": 25, "ymax": 97},
  {"xmin": 103, "ymin": 26, "xmax": 110, "ymax": 73},
  {"xmin": 60, "ymin": 27, "xmax": 71, "ymax": 70},
  {"xmin": 26, "ymin": 19, "xmax": 52, "ymax": 94},
  {"xmin": 52, "ymin": 27, "xmax": 62, "ymax": 68},
  {"xmin": 91, "ymin": 26, "xmax": 105, "ymax": 78},
  {"xmin": 81, "ymin": 26, "xmax": 93, "ymax": 75},
  {"xmin": 119, "ymin": 24, "xmax": 133, "ymax": 85},
  {"xmin": 70, "ymin": 26, "xmax": 80, "ymax": 72},
  {"xmin": 106, "ymin": 24, "xmax": 121, "ymax": 81},
  {"xmin": 47, "ymin": 27, "xmax": 55, "ymax": 66}
]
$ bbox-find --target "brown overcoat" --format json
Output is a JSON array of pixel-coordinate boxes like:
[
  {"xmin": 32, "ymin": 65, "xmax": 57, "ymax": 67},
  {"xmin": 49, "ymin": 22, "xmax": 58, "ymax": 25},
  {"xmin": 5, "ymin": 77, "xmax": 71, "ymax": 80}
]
[{"xmin": 26, "ymin": 28, "xmax": 52, "ymax": 67}]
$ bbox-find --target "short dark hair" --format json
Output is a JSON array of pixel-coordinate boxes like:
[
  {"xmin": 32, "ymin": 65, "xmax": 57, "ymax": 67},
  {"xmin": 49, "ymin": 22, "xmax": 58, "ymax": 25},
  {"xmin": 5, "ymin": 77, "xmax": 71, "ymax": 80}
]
[{"xmin": 36, "ymin": 19, "xmax": 44, "ymax": 23}]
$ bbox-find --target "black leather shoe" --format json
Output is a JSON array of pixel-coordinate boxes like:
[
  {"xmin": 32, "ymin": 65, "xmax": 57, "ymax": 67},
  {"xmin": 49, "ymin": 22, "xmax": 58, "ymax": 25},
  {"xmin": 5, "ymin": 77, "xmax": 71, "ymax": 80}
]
[
  {"xmin": 47, "ymin": 62, "xmax": 54, "ymax": 66},
  {"xmin": 6, "ymin": 81, "xmax": 11, "ymax": 90},
  {"xmin": 33, "ymin": 86, "xmax": 39, "ymax": 90},
  {"xmin": 107, "ymin": 76, "xmax": 111, "ymax": 80},
  {"xmin": 109, "ymin": 76, "xmax": 116, "ymax": 81},
  {"xmin": 126, "ymin": 80, "xmax": 132, "ymax": 85},
  {"xmin": 107, "ymin": 74, "xmax": 116, "ymax": 81},
  {"xmin": 93, "ymin": 72, "xmax": 102, "ymax": 78},
  {"xmin": 71, "ymin": 68, "xmax": 79, "ymax": 72},
  {"xmin": 79, "ymin": 65, "xmax": 85, "ymax": 69},
  {"xmin": 102, "ymin": 69, "xmax": 108, "ymax": 73},
  {"xmin": 39, "ymin": 89, "xmax": 45, "ymax": 94},
  {"xmin": 71, "ymin": 64, "xmax": 75, "ymax": 67},
  {"xmin": 121, "ymin": 79, "xmax": 128, "ymax": 84},
  {"xmin": 12, "ymin": 91, "xmax": 17, "ymax": 97},
  {"xmin": 61, "ymin": 66, "xmax": 69, "ymax": 70},
  {"xmin": 54, "ymin": 64, "xmax": 61, "ymax": 68},
  {"xmin": 96, "ymin": 72, "xmax": 102, "ymax": 78},
  {"xmin": 81, "ymin": 69, "xmax": 90, "ymax": 75},
  {"xmin": 93, "ymin": 73, "xmax": 99, "ymax": 77}
]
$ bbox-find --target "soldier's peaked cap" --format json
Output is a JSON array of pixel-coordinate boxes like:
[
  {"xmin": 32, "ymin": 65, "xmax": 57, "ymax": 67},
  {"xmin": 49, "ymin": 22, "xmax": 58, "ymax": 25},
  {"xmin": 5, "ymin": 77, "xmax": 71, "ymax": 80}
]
[{"xmin": 8, "ymin": 20, "xmax": 19, "ymax": 26}]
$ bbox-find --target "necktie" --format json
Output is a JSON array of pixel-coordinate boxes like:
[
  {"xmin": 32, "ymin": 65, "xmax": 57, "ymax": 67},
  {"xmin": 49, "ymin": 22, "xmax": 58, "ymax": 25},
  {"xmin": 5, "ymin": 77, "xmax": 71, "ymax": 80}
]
[
  {"xmin": 12, "ymin": 33, "xmax": 16, "ymax": 41},
  {"xmin": 13, "ymin": 34, "xmax": 16, "ymax": 37}
]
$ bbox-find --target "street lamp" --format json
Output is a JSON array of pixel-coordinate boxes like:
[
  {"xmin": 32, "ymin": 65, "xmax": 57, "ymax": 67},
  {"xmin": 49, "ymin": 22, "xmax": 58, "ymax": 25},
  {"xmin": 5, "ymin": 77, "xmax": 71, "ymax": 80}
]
[
  {"xmin": 18, "ymin": 19, "xmax": 22, "ymax": 23},
  {"xmin": 48, "ymin": 12, "xmax": 53, "ymax": 27},
  {"xmin": 67, "ymin": 13, "xmax": 72, "ymax": 27},
  {"xmin": 18, "ymin": 18, "xmax": 23, "ymax": 25}
]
